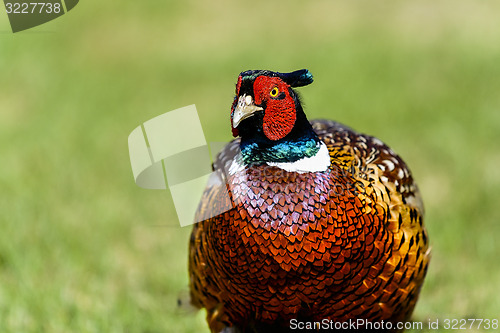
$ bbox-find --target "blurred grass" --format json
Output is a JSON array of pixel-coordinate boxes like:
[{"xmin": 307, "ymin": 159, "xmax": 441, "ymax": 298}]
[{"xmin": 0, "ymin": 1, "xmax": 499, "ymax": 332}]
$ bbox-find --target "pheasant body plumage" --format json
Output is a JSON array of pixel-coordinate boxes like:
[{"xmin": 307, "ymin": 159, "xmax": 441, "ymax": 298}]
[{"xmin": 189, "ymin": 70, "xmax": 429, "ymax": 333}]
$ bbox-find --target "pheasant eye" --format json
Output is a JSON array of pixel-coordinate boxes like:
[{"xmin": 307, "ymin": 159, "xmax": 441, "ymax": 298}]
[{"xmin": 270, "ymin": 87, "xmax": 279, "ymax": 98}]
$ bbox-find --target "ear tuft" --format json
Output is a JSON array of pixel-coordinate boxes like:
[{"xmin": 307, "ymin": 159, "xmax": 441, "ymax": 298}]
[{"xmin": 278, "ymin": 69, "xmax": 313, "ymax": 88}]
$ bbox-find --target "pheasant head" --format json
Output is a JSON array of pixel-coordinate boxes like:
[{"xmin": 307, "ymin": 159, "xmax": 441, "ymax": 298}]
[{"xmin": 230, "ymin": 69, "xmax": 326, "ymax": 169}]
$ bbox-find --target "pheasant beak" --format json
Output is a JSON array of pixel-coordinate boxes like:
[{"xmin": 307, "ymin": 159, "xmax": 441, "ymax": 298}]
[{"xmin": 232, "ymin": 94, "xmax": 263, "ymax": 128}]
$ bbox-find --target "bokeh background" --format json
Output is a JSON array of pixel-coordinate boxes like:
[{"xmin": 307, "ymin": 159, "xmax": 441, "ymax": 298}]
[{"xmin": 1, "ymin": 1, "xmax": 499, "ymax": 332}]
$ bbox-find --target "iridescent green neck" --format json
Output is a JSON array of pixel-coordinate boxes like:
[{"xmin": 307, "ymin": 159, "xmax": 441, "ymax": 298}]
[{"xmin": 240, "ymin": 135, "xmax": 320, "ymax": 166}]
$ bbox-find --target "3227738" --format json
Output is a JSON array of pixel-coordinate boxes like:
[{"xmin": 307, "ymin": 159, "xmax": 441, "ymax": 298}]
[
  {"xmin": 4, "ymin": 2, "xmax": 62, "ymax": 14},
  {"xmin": 443, "ymin": 318, "xmax": 498, "ymax": 330}
]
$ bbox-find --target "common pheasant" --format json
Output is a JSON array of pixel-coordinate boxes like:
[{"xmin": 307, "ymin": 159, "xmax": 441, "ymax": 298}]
[{"xmin": 188, "ymin": 69, "xmax": 430, "ymax": 333}]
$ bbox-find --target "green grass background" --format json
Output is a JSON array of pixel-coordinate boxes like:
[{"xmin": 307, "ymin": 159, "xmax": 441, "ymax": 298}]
[{"xmin": 1, "ymin": 1, "xmax": 499, "ymax": 332}]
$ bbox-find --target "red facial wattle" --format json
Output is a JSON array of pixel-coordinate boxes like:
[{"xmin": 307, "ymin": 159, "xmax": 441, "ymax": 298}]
[{"xmin": 253, "ymin": 76, "xmax": 296, "ymax": 141}]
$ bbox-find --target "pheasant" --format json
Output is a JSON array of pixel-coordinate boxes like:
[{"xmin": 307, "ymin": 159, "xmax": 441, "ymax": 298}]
[{"xmin": 188, "ymin": 69, "xmax": 430, "ymax": 333}]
